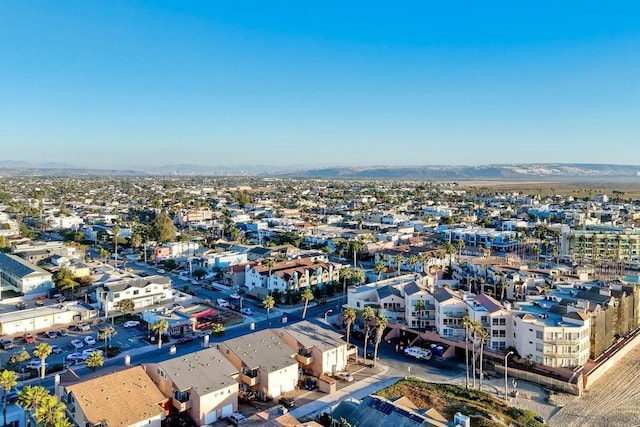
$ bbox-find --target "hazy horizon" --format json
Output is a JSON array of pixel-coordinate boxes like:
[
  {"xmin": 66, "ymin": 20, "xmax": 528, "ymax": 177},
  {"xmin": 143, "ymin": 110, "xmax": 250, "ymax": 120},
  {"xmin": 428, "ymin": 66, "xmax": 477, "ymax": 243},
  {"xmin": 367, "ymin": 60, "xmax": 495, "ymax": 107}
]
[{"xmin": 1, "ymin": 2, "xmax": 638, "ymax": 168}]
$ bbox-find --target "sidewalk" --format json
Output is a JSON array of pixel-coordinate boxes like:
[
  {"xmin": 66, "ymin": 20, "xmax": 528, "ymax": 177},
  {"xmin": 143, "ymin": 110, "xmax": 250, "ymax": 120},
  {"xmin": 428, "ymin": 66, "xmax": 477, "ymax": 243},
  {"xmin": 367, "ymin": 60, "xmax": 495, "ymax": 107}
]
[{"xmin": 289, "ymin": 364, "xmax": 399, "ymax": 420}]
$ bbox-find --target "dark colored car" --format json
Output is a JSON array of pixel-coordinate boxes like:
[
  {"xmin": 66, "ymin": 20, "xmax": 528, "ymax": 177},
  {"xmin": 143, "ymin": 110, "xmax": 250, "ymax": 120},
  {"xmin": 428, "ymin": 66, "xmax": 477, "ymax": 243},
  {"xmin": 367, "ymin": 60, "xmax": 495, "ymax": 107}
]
[
  {"xmin": 176, "ymin": 336, "xmax": 194, "ymax": 345},
  {"xmin": 278, "ymin": 397, "xmax": 295, "ymax": 408}
]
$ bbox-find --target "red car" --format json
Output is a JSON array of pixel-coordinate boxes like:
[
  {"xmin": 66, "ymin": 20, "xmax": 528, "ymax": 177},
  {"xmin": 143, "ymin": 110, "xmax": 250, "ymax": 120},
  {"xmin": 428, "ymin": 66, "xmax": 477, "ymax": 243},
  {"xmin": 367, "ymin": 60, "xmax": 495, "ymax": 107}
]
[{"xmin": 23, "ymin": 334, "xmax": 36, "ymax": 344}]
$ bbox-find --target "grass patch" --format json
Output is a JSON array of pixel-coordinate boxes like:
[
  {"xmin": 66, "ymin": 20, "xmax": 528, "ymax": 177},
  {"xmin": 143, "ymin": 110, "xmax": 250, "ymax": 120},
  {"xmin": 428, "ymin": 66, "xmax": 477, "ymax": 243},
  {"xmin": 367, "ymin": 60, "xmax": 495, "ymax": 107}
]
[{"xmin": 374, "ymin": 378, "xmax": 543, "ymax": 427}]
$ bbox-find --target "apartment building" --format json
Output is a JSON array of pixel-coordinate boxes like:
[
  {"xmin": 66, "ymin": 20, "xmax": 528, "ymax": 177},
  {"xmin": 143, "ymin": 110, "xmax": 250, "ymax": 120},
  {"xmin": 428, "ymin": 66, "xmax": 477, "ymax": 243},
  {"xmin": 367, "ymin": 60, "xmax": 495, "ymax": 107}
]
[
  {"xmin": 244, "ymin": 258, "xmax": 339, "ymax": 293},
  {"xmin": 95, "ymin": 275, "xmax": 173, "ymax": 313},
  {"xmin": 0, "ymin": 252, "xmax": 54, "ymax": 298}
]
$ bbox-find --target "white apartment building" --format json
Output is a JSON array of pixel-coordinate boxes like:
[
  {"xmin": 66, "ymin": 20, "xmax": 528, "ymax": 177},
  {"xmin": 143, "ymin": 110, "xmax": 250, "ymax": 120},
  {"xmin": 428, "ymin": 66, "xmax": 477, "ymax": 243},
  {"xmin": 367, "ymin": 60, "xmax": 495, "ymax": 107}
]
[
  {"xmin": 0, "ymin": 253, "xmax": 54, "ymax": 298},
  {"xmin": 466, "ymin": 293, "xmax": 514, "ymax": 352},
  {"xmin": 96, "ymin": 275, "xmax": 173, "ymax": 314},
  {"xmin": 244, "ymin": 259, "xmax": 339, "ymax": 293},
  {"xmin": 433, "ymin": 287, "xmax": 468, "ymax": 340}
]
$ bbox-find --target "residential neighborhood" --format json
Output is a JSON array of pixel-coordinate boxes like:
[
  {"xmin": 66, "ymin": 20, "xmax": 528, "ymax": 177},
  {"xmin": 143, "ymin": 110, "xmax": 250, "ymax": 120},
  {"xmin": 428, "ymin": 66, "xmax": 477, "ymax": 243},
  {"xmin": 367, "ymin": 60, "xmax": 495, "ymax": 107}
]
[{"xmin": 1, "ymin": 175, "xmax": 640, "ymax": 426}]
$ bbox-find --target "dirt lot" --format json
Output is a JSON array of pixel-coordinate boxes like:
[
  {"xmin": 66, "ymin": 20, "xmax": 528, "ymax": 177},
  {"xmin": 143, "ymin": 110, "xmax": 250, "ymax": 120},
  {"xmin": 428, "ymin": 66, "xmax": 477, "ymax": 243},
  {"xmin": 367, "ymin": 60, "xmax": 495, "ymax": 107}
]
[{"xmin": 550, "ymin": 343, "xmax": 640, "ymax": 426}]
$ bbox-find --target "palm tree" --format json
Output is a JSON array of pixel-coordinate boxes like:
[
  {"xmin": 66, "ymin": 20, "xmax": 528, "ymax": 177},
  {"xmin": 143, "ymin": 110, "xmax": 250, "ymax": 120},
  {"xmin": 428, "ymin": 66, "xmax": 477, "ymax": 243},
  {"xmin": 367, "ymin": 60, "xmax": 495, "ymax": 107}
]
[
  {"xmin": 33, "ymin": 343, "xmax": 52, "ymax": 380},
  {"xmin": 0, "ymin": 369, "xmax": 18, "ymax": 427},
  {"xmin": 98, "ymin": 325, "xmax": 117, "ymax": 353},
  {"xmin": 342, "ymin": 306, "xmax": 356, "ymax": 347},
  {"xmin": 393, "ymin": 254, "xmax": 404, "ymax": 277},
  {"xmin": 462, "ymin": 316, "xmax": 473, "ymax": 389},
  {"xmin": 456, "ymin": 239, "xmax": 465, "ymax": 258},
  {"xmin": 17, "ymin": 385, "xmax": 49, "ymax": 427},
  {"xmin": 408, "ymin": 254, "xmax": 419, "ymax": 273},
  {"xmin": 351, "ymin": 239, "xmax": 363, "ymax": 268},
  {"xmin": 113, "ymin": 224, "xmax": 121, "ymax": 268},
  {"xmin": 115, "ymin": 298, "xmax": 135, "ymax": 315},
  {"xmin": 85, "ymin": 351, "xmax": 104, "ymax": 372},
  {"xmin": 444, "ymin": 241, "xmax": 455, "ymax": 269},
  {"xmin": 262, "ymin": 295, "xmax": 275, "ymax": 319},
  {"xmin": 418, "ymin": 252, "xmax": 430, "ymax": 274},
  {"xmin": 373, "ymin": 261, "xmax": 386, "ymax": 281},
  {"xmin": 372, "ymin": 314, "xmax": 388, "ymax": 367},
  {"xmin": 477, "ymin": 328, "xmax": 489, "ymax": 391},
  {"xmin": 301, "ymin": 288, "xmax": 314, "ymax": 319},
  {"xmin": 470, "ymin": 319, "xmax": 482, "ymax": 388},
  {"xmin": 340, "ymin": 265, "xmax": 352, "ymax": 298},
  {"xmin": 361, "ymin": 306, "xmax": 376, "ymax": 363},
  {"xmin": 351, "ymin": 268, "xmax": 365, "ymax": 287},
  {"xmin": 151, "ymin": 318, "xmax": 169, "ymax": 349},
  {"xmin": 34, "ymin": 394, "xmax": 68, "ymax": 427},
  {"xmin": 212, "ymin": 323, "xmax": 225, "ymax": 337},
  {"xmin": 265, "ymin": 258, "xmax": 276, "ymax": 290}
]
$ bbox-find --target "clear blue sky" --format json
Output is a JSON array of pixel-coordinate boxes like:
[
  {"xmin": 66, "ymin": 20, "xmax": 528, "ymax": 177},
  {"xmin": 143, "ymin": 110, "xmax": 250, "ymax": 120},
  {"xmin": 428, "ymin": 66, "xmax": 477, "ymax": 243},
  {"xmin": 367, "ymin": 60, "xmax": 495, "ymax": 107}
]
[{"xmin": 1, "ymin": 1, "xmax": 638, "ymax": 169}]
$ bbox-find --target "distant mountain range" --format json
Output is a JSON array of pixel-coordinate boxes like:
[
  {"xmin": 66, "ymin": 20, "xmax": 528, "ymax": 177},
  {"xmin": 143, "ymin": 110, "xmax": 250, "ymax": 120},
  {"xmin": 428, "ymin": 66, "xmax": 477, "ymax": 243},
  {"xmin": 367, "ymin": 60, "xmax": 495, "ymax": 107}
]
[{"xmin": 0, "ymin": 160, "xmax": 639, "ymax": 180}]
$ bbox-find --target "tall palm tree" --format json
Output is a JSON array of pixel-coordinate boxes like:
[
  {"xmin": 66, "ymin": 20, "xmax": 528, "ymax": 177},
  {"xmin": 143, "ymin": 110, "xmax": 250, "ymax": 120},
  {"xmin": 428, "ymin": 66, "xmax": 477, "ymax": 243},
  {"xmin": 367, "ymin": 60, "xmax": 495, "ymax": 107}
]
[
  {"xmin": 265, "ymin": 258, "xmax": 276, "ymax": 290},
  {"xmin": 351, "ymin": 239, "xmax": 363, "ymax": 268},
  {"xmin": 301, "ymin": 288, "xmax": 314, "ymax": 319},
  {"xmin": 351, "ymin": 268, "xmax": 365, "ymax": 287},
  {"xmin": 151, "ymin": 318, "xmax": 169, "ymax": 349},
  {"xmin": 444, "ymin": 241, "xmax": 455, "ymax": 269},
  {"xmin": 407, "ymin": 254, "xmax": 419, "ymax": 272},
  {"xmin": 361, "ymin": 306, "xmax": 376, "ymax": 363},
  {"xmin": 462, "ymin": 316, "xmax": 472, "ymax": 389},
  {"xmin": 478, "ymin": 328, "xmax": 489, "ymax": 391},
  {"xmin": 393, "ymin": 254, "xmax": 404, "ymax": 277},
  {"xmin": 262, "ymin": 295, "xmax": 275, "ymax": 319},
  {"xmin": 373, "ymin": 261, "xmax": 386, "ymax": 281},
  {"xmin": 456, "ymin": 239, "xmax": 465, "ymax": 258},
  {"xmin": 113, "ymin": 224, "xmax": 121, "ymax": 268},
  {"xmin": 17, "ymin": 385, "xmax": 49, "ymax": 427},
  {"xmin": 340, "ymin": 265, "xmax": 352, "ymax": 297},
  {"xmin": 342, "ymin": 306, "xmax": 356, "ymax": 347},
  {"xmin": 0, "ymin": 369, "xmax": 18, "ymax": 427},
  {"xmin": 33, "ymin": 343, "xmax": 52, "ymax": 380},
  {"xmin": 470, "ymin": 319, "xmax": 482, "ymax": 388},
  {"xmin": 98, "ymin": 325, "xmax": 117, "ymax": 353},
  {"xmin": 372, "ymin": 314, "xmax": 388, "ymax": 367}
]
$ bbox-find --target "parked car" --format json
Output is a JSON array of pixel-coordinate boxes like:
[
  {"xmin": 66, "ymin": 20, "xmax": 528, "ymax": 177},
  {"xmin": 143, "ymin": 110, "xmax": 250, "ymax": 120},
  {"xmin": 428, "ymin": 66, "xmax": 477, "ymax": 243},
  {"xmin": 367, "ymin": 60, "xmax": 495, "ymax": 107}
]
[
  {"xmin": 71, "ymin": 339, "xmax": 84, "ymax": 349},
  {"xmin": 123, "ymin": 320, "xmax": 140, "ymax": 328},
  {"xmin": 76, "ymin": 323, "xmax": 90, "ymax": 332},
  {"xmin": 84, "ymin": 336, "xmax": 96, "ymax": 345},
  {"xmin": 23, "ymin": 334, "xmax": 36, "ymax": 344},
  {"xmin": 217, "ymin": 298, "xmax": 230, "ymax": 308},
  {"xmin": 228, "ymin": 413, "xmax": 246, "ymax": 426},
  {"xmin": 240, "ymin": 307, "xmax": 252, "ymax": 316},
  {"xmin": 15, "ymin": 302, "xmax": 26, "ymax": 310},
  {"xmin": 278, "ymin": 397, "xmax": 296, "ymax": 408},
  {"xmin": 82, "ymin": 348, "xmax": 103, "ymax": 356},
  {"xmin": 46, "ymin": 330, "xmax": 58, "ymax": 339},
  {"xmin": 0, "ymin": 338, "xmax": 14, "ymax": 350},
  {"xmin": 229, "ymin": 293, "xmax": 241, "ymax": 300},
  {"xmin": 335, "ymin": 371, "xmax": 354, "ymax": 382},
  {"xmin": 57, "ymin": 329, "xmax": 69, "ymax": 337},
  {"xmin": 25, "ymin": 360, "xmax": 48, "ymax": 370},
  {"xmin": 66, "ymin": 353, "xmax": 87, "ymax": 362},
  {"xmin": 176, "ymin": 336, "xmax": 194, "ymax": 345},
  {"xmin": 157, "ymin": 269, "xmax": 166, "ymax": 274},
  {"xmin": 403, "ymin": 346, "xmax": 432, "ymax": 361}
]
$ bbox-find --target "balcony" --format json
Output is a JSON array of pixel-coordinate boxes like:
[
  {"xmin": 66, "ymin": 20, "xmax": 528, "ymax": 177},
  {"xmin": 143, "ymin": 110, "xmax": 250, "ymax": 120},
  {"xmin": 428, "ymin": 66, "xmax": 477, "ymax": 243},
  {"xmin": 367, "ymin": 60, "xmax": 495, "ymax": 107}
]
[
  {"xmin": 543, "ymin": 338, "xmax": 582, "ymax": 345},
  {"xmin": 241, "ymin": 368, "xmax": 260, "ymax": 386},
  {"xmin": 296, "ymin": 349, "xmax": 314, "ymax": 365},
  {"xmin": 172, "ymin": 398, "xmax": 192, "ymax": 412}
]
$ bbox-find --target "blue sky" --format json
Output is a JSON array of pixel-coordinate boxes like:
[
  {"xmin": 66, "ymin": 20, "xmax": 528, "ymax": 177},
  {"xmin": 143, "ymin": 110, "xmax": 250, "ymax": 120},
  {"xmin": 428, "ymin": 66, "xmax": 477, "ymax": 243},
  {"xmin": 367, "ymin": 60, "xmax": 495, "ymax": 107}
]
[{"xmin": 0, "ymin": 1, "xmax": 638, "ymax": 169}]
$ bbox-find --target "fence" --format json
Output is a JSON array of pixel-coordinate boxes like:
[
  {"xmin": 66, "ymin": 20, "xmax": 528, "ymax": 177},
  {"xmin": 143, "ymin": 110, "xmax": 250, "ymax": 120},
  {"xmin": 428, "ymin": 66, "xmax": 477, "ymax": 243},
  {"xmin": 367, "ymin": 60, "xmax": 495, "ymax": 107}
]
[{"xmin": 493, "ymin": 363, "xmax": 582, "ymax": 396}]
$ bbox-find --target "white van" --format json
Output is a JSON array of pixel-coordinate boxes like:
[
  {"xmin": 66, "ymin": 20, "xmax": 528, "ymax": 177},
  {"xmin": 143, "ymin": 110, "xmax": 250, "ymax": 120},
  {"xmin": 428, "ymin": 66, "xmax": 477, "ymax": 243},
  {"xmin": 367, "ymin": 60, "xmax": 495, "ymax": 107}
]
[
  {"xmin": 228, "ymin": 412, "xmax": 246, "ymax": 425},
  {"xmin": 404, "ymin": 346, "xmax": 432, "ymax": 361}
]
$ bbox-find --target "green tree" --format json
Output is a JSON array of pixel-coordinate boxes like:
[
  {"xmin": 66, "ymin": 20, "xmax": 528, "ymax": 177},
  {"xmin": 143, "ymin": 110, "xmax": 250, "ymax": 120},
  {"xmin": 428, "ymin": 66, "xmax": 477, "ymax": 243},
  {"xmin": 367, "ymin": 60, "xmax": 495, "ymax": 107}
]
[
  {"xmin": 351, "ymin": 240, "xmax": 363, "ymax": 267},
  {"xmin": 115, "ymin": 298, "xmax": 135, "ymax": 315},
  {"xmin": 192, "ymin": 268, "xmax": 207, "ymax": 280},
  {"xmin": 477, "ymin": 327, "xmax": 489, "ymax": 391},
  {"xmin": 34, "ymin": 394, "xmax": 69, "ymax": 427},
  {"xmin": 17, "ymin": 385, "xmax": 49, "ymax": 426},
  {"xmin": 85, "ymin": 351, "xmax": 105, "ymax": 372},
  {"xmin": 33, "ymin": 343, "xmax": 52, "ymax": 380},
  {"xmin": 372, "ymin": 314, "xmax": 388, "ymax": 367},
  {"xmin": 339, "ymin": 265, "xmax": 352, "ymax": 297},
  {"xmin": 130, "ymin": 233, "xmax": 143, "ymax": 249},
  {"xmin": 361, "ymin": 306, "xmax": 376, "ymax": 363},
  {"xmin": 265, "ymin": 258, "xmax": 276, "ymax": 290},
  {"xmin": 351, "ymin": 268, "xmax": 365, "ymax": 286},
  {"xmin": 163, "ymin": 259, "xmax": 177, "ymax": 271},
  {"xmin": 98, "ymin": 326, "xmax": 117, "ymax": 352},
  {"xmin": 151, "ymin": 319, "xmax": 169, "ymax": 349},
  {"xmin": 343, "ymin": 306, "xmax": 357, "ymax": 347},
  {"xmin": 151, "ymin": 213, "xmax": 176, "ymax": 243},
  {"xmin": 301, "ymin": 287, "xmax": 314, "ymax": 319},
  {"xmin": 373, "ymin": 261, "xmax": 386, "ymax": 281},
  {"xmin": 212, "ymin": 323, "xmax": 225, "ymax": 337},
  {"xmin": 462, "ymin": 316, "xmax": 473, "ymax": 389},
  {"xmin": 262, "ymin": 295, "xmax": 275, "ymax": 319},
  {"xmin": 9, "ymin": 349, "xmax": 31, "ymax": 370},
  {"xmin": 0, "ymin": 369, "xmax": 18, "ymax": 427}
]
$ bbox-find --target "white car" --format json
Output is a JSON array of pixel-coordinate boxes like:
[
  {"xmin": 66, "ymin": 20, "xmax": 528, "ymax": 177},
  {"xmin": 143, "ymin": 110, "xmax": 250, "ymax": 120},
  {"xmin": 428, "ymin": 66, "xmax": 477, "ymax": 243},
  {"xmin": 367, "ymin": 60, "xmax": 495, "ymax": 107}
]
[
  {"xmin": 240, "ymin": 307, "xmax": 252, "ymax": 316},
  {"xmin": 82, "ymin": 348, "xmax": 104, "ymax": 356},
  {"xmin": 229, "ymin": 293, "xmax": 241, "ymax": 300},
  {"xmin": 123, "ymin": 320, "xmax": 140, "ymax": 328},
  {"xmin": 217, "ymin": 298, "xmax": 230, "ymax": 308},
  {"xmin": 66, "ymin": 353, "xmax": 87, "ymax": 362},
  {"xmin": 50, "ymin": 345, "xmax": 62, "ymax": 354},
  {"xmin": 335, "ymin": 371, "xmax": 354, "ymax": 382},
  {"xmin": 71, "ymin": 339, "xmax": 84, "ymax": 349},
  {"xmin": 84, "ymin": 336, "xmax": 96, "ymax": 345},
  {"xmin": 403, "ymin": 346, "xmax": 432, "ymax": 361},
  {"xmin": 25, "ymin": 360, "xmax": 48, "ymax": 370}
]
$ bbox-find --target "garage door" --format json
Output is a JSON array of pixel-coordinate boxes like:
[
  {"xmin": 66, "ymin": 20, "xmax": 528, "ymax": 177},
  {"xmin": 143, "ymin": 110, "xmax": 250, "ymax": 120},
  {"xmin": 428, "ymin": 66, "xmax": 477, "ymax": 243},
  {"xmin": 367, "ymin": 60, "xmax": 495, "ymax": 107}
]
[
  {"xmin": 204, "ymin": 410, "xmax": 217, "ymax": 424},
  {"xmin": 221, "ymin": 404, "xmax": 234, "ymax": 418}
]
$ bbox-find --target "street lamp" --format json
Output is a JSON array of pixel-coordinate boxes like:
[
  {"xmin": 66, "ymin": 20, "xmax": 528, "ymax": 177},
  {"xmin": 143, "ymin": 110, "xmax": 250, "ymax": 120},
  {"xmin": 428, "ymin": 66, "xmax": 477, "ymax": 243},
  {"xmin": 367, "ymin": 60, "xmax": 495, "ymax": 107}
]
[
  {"xmin": 504, "ymin": 351, "xmax": 514, "ymax": 402},
  {"xmin": 324, "ymin": 309, "xmax": 333, "ymax": 323}
]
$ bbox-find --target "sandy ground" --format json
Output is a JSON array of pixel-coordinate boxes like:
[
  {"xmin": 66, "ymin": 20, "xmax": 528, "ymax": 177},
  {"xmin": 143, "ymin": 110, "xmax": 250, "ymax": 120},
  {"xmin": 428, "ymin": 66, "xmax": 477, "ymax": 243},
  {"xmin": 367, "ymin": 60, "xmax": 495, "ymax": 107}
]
[{"xmin": 549, "ymin": 344, "xmax": 640, "ymax": 427}]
